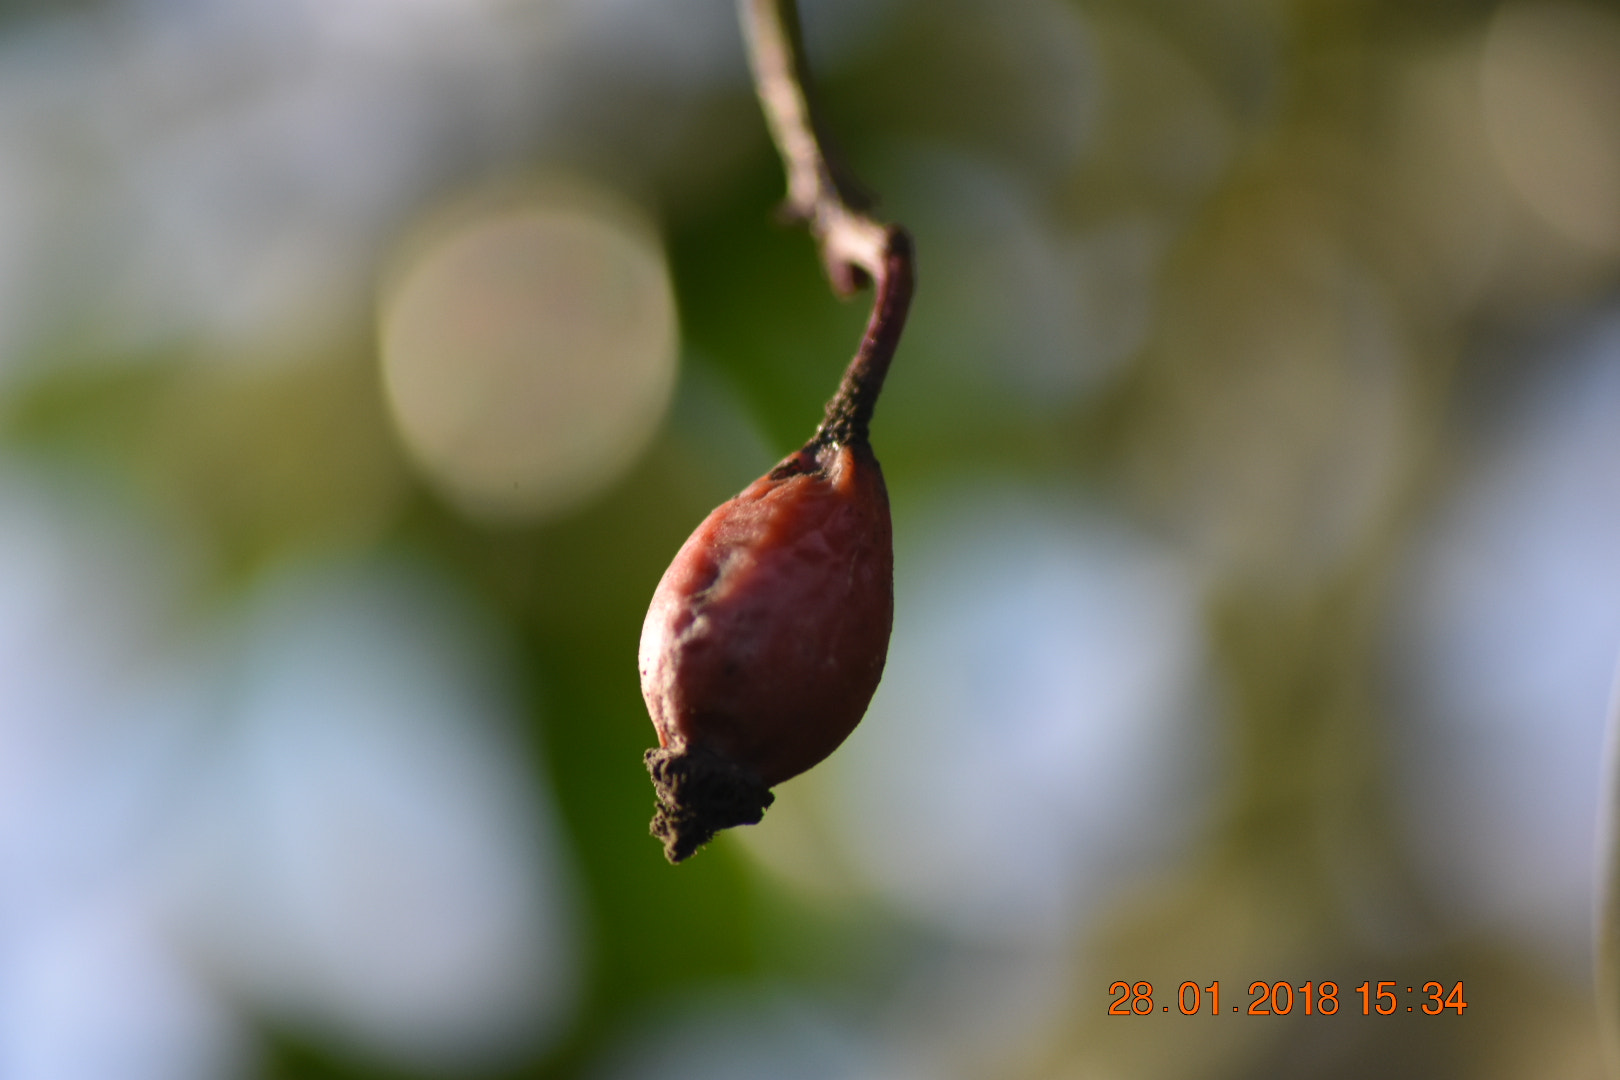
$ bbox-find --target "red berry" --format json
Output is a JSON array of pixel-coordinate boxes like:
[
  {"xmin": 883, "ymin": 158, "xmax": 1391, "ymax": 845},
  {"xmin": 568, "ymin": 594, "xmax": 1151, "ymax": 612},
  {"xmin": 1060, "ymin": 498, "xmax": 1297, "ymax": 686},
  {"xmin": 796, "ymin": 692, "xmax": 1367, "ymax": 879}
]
[{"xmin": 640, "ymin": 438, "xmax": 893, "ymax": 862}]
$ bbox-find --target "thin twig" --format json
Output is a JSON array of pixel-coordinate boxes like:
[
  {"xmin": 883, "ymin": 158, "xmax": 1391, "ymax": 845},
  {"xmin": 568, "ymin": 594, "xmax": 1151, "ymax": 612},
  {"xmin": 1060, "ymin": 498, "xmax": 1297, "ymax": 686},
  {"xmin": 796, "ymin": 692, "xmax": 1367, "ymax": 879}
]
[{"xmin": 738, "ymin": 0, "xmax": 914, "ymax": 448}]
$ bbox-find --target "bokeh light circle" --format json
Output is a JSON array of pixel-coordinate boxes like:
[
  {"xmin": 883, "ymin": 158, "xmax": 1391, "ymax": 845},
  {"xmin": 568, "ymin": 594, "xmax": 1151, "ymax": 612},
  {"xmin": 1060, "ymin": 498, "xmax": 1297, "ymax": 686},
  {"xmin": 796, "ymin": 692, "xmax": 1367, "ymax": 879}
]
[
  {"xmin": 1482, "ymin": 2, "xmax": 1620, "ymax": 253},
  {"xmin": 380, "ymin": 189, "xmax": 678, "ymax": 522}
]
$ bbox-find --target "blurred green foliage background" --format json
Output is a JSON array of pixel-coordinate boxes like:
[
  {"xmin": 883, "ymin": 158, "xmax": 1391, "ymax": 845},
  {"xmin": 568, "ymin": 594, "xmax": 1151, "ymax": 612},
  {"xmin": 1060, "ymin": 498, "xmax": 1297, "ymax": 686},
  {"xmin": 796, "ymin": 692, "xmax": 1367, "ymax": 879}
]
[{"xmin": 3, "ymin": 0, "xmax": 1620, "ymax": 1077}]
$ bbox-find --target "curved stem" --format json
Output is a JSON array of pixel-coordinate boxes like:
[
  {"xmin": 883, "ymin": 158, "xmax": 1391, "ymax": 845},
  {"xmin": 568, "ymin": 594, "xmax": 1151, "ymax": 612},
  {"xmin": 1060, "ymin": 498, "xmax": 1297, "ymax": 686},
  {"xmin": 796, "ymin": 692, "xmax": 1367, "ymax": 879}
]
[{"xmin": 738, "ymin": 0, "xmax": 914, "ymax": 447}]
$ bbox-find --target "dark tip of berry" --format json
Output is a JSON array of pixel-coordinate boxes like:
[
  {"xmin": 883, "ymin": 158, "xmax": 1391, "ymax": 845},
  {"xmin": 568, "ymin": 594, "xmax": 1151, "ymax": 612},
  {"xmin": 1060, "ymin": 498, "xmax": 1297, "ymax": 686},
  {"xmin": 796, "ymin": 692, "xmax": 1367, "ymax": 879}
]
[
  {"xmin": 645, "ymin": 745, "xmax": 776, "ymax": 863},
  {"xmin": 767, "ymin": 448, "xmax": 822, "ymax": 482}
]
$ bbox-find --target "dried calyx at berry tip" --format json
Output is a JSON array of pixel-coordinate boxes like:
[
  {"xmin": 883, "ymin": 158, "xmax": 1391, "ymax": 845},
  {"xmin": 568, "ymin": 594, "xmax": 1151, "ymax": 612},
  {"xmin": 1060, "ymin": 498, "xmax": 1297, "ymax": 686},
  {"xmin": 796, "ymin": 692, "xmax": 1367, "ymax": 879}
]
[
  {"xmin": 645, "ymin": 745, "xmax": 773, "ymax": 864},
  {"xmin": 638, "ymin": 0, "xmax": 914, "ymax": 864}
]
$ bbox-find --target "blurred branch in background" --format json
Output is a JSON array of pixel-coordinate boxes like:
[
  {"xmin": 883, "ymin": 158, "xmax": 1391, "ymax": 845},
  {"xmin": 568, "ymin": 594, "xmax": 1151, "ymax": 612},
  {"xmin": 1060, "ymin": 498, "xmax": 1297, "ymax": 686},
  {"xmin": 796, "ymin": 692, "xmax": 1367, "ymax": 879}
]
[{"xmin": 0, "ymin": 1, "xmax": 1618, "ymax": 1078}]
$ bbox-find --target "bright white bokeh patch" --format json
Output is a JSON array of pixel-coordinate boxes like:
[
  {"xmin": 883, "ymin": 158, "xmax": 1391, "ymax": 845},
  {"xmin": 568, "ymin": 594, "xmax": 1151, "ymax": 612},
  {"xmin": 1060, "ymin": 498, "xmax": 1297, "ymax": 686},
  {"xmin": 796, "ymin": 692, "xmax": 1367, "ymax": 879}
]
[
  {"xmin": 781, "ymin": 490, "xmax": 1209, "ymax": 941},
  {"xmin": 0, "ymin": 0, "xmax": 773, "ymax": 377},
  {"xmin": 380, "ymin": 191, "xmax": 678, "ymax": 521},
  {"xmin": 0, "ymin": 899, "xmax": 247, "ymax": 1080},
  {"xmin": 0, "ymin": 472, "xmax": 205, "ymax": 949},
  {"xmin": 175, "ymin": 559, "xmax": 581, "ymax": 1069},
  {"xmin": 1392, "ymin": 314, "xmax": 1620, "ymax": 962},
  {"xmin": 0, "ymin": 468, "xmax": 582, "ymax": 1074},
  {"xmin": 0, "ymin": 472, "xmax": 248, "ymax": 1080}
]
